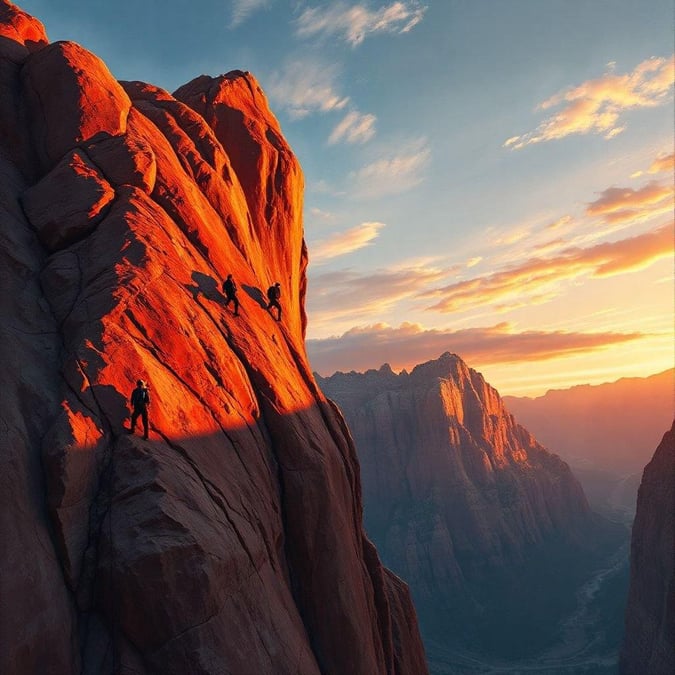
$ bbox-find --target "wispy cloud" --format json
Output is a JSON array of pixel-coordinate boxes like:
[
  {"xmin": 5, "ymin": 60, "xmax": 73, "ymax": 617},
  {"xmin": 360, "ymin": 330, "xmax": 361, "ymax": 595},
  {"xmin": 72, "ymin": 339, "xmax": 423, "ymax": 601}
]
[
  {"xmin": 308, "ymin": 263, "xmax": 450, "ymax": 330},
  {"xmin": 631, "ymin": 151, "xmax": 674, "ymax": 178},
  {"xmin": 348, "ymin": 139, "xmax": 430, "ymax": 198},
  {"xmin": 648, "ymin": 152, "xmax": 674, "ymax": 174},
  {"xmin": 422, "ymin": 223, "xmax": 674, "ymax": 313},
  {"xmin": 329, "ymin": 110, "xmax": 377, "ymax": 144},
  {"xmin": 230, "ymin": 0, "xmax": 271, "ymax": 28},
  {"xmin": 505, "ymin": 55, "xmax": 675, "ymax": 149},
  {"xmin": 266, "ymin": 60, "xmax": 349, "ymax": 119},
  {"xmin": 307, "ymin": 207, "xmax": 338, "ymax": 225},
  {"xmin": 310, "ymin": 221, "xmax": 386, "ymax": 264},
  {"xmin": 296, "ymin": 1, "xmax": 426, "ymax": 47},
  {"xmin": 308, "ymin": 322, "xmax": 645, "ymax": 375},
  {"xmin": 546, "ymin": 215, "xmax": 574, "ymax": 231}
]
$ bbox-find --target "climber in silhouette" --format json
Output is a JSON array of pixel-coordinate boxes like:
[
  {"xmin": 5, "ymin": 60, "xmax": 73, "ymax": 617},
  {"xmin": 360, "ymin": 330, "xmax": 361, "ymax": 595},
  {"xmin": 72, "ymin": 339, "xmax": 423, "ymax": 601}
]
[
  {"xmin": 266, "ymin": 282, "xmax": 282, "ymax": 321},
  {"xmin": 129, "ymin": 379, "xmax": 150, "ymax": 440},
  {"xmin": 222, "ymin": 273, "xmax": 240, "ymax": 316}
]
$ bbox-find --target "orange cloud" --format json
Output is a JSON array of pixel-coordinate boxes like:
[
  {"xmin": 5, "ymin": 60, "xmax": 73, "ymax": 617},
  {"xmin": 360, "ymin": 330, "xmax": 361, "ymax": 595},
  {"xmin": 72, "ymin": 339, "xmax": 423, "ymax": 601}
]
[
  {"xmin": 309, "ymin": 221, "xmax": 386, "ymax": 264},
  {"xmin": 648, "ymin": 152, "xmax": 674, "ymax": 174},
  {"xmin": 585, "ymin": 180, "xmax": 674, "ymax": 226},
  {"xmin": 587, "ymin": 181, "xmax": 673, "ymax": 217},
  {"xmin": 505, "ymin": 55, "xmax": 675, "ymax": 148},
  {"xmin": 546, "ymin": 215, "xmax": 574, "ymax": 230},
  {"xmin": 423, "ymin": 223, "xmax": 673, "ymax": 313},
  {"xmin": 307, "ymin": 322, "xmax": 646, "ymax": 375}
]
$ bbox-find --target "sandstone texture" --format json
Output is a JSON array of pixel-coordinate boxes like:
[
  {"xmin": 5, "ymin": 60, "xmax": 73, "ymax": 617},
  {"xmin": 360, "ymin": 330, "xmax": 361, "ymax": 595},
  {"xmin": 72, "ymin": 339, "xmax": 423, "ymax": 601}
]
[
  {"xmin": 620, "ymin": 421, "xmax": 675, "ymax": 675},
  {"xmin": 317, "ymin": 354, "xmax": 611, "ymax": 653},
  {"xmin": 0, "ymin": 2, "xmax": 426, "ymax": 673}
]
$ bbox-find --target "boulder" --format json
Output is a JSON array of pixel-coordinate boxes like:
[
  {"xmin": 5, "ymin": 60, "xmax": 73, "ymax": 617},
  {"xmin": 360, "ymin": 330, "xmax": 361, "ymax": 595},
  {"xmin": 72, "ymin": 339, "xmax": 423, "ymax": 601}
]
[{"xmin": 22, "ymin": 149, "xmax": 114, "ymax": 251}]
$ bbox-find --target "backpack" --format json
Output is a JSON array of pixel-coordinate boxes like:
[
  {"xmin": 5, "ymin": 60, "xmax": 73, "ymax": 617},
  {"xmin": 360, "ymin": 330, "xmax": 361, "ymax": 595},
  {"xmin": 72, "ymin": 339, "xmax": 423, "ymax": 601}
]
[{"xmin": 132, "ymin": 387, "xmax": 149, "ymax": 409}]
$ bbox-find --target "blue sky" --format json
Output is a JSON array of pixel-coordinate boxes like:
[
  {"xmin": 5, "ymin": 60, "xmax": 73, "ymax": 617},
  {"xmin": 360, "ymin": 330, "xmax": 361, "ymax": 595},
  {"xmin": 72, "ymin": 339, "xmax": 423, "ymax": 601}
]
[{"xmin": 18, "ymin": 0, "xmax": 674, "ymax": 395}]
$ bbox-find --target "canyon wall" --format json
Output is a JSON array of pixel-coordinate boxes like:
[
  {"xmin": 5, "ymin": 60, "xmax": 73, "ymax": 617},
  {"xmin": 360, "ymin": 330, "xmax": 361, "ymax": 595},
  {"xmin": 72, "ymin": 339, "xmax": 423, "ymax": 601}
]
[
  {"xmin": 318, "ymin": 354, "xmax": 617, "ymax": 656},
  {"xmin": 620, "ymin": 421, "xmax": 675, "ymax": 675},
  {"xmin": 0, "ymin": 2, "xmax": 427, "ymax": 673}
]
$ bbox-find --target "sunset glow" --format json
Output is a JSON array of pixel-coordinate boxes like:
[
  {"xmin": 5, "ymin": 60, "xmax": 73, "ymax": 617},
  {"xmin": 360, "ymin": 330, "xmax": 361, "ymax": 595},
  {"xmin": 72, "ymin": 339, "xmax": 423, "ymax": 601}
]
[{"xmin": 22, "ymin": 0, "xmax": 675, "ymax": 396}]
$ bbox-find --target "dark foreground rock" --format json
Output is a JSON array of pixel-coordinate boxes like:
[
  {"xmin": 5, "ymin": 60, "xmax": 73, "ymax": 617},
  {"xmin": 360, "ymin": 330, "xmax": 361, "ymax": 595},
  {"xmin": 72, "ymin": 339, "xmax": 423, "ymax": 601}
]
[{"xmin": 620, "ymin": 421, "xmax": 675, "ymax": 675}]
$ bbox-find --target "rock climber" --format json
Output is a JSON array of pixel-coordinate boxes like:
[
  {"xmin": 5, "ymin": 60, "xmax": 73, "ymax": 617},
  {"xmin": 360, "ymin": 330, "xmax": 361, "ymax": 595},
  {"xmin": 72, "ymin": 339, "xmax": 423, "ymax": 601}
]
[
  {"xmin": 129, "ymin": 379, "xmax": 150, "ymax": 440},
  {"xmin": 222, "ymin": 273, "xmax": 240, "ymax": 316},
  {"xmin": 266, "ymin": 282, "xmax": 282, "ymax": 321}
]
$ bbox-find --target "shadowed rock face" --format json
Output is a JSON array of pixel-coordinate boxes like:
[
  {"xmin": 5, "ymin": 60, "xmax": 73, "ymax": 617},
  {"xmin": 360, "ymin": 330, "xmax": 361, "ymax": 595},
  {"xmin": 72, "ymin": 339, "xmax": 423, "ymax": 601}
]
[
  {"xmin": 621, "ymin": 422, "xmax": 675, "ymax": 675},
  {"xmin": 317, "ymin": 354, "xmax": 601, "ymax": 652},
  {"xmin": 0, "ymin": 2, "xmax": 427, "ymax": 674}
]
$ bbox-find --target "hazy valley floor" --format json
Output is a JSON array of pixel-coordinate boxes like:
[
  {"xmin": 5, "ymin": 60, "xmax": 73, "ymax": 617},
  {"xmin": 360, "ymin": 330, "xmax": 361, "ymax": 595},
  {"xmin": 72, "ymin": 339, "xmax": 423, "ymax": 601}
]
[{"xmin": 424, "ymin": 519, "xmax": 631, "ymax": 675}]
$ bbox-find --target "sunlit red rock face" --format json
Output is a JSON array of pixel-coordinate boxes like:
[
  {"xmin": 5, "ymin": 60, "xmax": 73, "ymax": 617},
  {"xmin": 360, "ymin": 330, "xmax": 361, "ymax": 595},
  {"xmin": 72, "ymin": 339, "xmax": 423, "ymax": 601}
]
[
  {"xmin": 620, "ymin": 422, "xmax": 675, "ymax": 675},
  {"xmin": 0, "ymin": 2, "xmax": 427, "ymax": 673},
  {"xmin": 317, "ymin": 354, "xmax": 598, "ymax": 648}
]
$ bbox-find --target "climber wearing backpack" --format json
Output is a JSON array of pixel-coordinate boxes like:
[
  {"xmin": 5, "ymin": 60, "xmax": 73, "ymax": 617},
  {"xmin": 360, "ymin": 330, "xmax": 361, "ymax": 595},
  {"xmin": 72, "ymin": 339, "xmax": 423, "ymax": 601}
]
[
  {"xmin": 129, "ymin": 379, "xmax": 150, "ymax": 440},
  {"xmin": 266, "ymin": 282, "xmax": 282, "ymax": 321},
  {"xmin": 222, "ymin": 273, "xmax": 240, "ymax": 316}
]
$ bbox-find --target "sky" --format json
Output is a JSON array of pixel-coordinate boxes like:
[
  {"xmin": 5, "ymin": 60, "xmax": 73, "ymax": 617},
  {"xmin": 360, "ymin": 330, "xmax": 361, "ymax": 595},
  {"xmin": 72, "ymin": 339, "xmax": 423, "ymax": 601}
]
[{"xmin": 18, "ymin": 0, "xmax": 674, "ymax": 396}]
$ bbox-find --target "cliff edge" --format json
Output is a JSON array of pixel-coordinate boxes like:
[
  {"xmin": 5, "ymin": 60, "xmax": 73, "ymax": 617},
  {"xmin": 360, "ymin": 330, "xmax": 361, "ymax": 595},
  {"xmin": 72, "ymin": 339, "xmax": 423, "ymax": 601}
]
[{"xmin": 0, "ymin": 2, "xmax": 427, "ymax": 673}]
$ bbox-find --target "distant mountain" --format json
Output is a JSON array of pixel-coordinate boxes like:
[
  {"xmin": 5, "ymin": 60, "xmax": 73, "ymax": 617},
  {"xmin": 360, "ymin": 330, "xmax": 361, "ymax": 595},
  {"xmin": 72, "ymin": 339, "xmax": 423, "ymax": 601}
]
[
  {"xmin": 621, "ymin": 422, "xmax": 675, "ymax": 674},
  {"xmin": 504, "ymin": 369, "xmax": 674, "ymax": 476},
  {"xmin": 317, "ymin": 353, "xmax": 624, "ymax": 661}
]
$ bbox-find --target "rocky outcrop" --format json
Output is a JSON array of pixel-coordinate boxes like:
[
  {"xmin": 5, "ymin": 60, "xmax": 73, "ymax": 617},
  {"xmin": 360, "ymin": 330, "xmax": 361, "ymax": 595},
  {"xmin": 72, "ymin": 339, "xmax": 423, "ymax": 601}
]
[
  {"xmin": 317, "ymin": 354, "xmax": 611, "ymax": 655},
  {"xmin": 0, "ymin": 2, "xmax": 426, "ymax": 674},
  {"xmin": 620, "ymin": 422, "xmax": 675, "ymax": 675}
]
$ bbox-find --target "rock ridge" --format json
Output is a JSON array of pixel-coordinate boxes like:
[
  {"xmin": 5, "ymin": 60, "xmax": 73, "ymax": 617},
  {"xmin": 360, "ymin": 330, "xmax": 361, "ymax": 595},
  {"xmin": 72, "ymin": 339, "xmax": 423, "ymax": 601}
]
[
  {"xmin": 0, "ymin": 2, "xmax": 427, "ymax": 673},
  {"xmin": 317, "ymin": 352, "xmax": 608, "ymax": 656}
]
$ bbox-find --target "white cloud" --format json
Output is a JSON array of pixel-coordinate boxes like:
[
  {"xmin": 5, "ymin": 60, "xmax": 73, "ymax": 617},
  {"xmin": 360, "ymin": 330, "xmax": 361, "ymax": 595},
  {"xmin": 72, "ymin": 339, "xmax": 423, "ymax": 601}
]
[
  {"xmin": 266, "ymin": 60, "xmax": 350, "ymax": 119},
  {"xmin": 296, "ymin": 1, "xmax": 427, "ymax": 47},
  {"xmin": 329, "ymin": 110, "xmax": 377, "ymax": 144},
  {"xmin": 310, "ymin": 221, "xmax": 386, "ymax": 264},
  {"xmin": 230, "ymin": 0, "xmax": 272, "ymax": 28},
  {"xmin": 349, "ymin": 140, "xmax": 430, "ymax": 198}
]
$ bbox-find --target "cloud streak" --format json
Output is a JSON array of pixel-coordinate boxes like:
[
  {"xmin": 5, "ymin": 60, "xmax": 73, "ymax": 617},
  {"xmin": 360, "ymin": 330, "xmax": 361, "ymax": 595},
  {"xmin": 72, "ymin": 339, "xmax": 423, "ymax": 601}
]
[
  {"xmin": 230, "ymin": 0, "xmax": 271, "ymax": 28},
  {"xmin": 308, "ymin": 263, "xmax": 450, "ymax": 331},
  {"xmin": 505, "ymin": 55, "xmax": 675, "ymax": 148},
  {"xmin": 296, "ymin": 1, "xmax": 426, "ymax": 46},
  {"xmin": 309, "ymin": 222, "xmax": 386, "ymax": 264},
  {"xmin": 308, "ymin": 322, "xmax": 646, "ymax": 375},
  {"xmin": 423, "ymin": 223, "xmax": 674, "ymax": 313},
  {"xmin": 586, "ymin": 180, "xmax": 674, "ymax": 225},
  {"xmin": 329, "ymin": 110, "xmax": 377, "ymax": 144},
  {"xmin": 348, "ymin": 141, "xmax": 430, "ymax": 198},
  {"xmin": 266, "ymin": 61, "xmax": 349, "ymax": 119}
]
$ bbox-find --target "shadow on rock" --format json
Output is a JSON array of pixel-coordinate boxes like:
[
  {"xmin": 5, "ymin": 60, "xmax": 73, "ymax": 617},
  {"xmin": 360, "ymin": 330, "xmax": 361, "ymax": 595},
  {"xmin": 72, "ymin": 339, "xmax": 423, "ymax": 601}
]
[
  {"xmin": 242, "ymin": 283, "xmax": 267, "ymax": 308},
  {"xmin": 187, "ymin": 271, "xmax": 225, "ymax": 304}
]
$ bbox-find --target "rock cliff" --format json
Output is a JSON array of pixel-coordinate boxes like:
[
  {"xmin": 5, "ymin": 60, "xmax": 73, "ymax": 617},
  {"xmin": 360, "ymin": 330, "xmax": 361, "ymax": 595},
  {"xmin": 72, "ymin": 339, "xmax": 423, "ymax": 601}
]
[
  {"xmin": 620, "ymin": 421, "xmax": 675, "ymax": 675},
  {"xmin": 317, "ymin": 354, "xmax": 613, "ymax": 656},
  {"xmin": 0, "ymin": 2, "xmax": 427, "ymax": 673}
]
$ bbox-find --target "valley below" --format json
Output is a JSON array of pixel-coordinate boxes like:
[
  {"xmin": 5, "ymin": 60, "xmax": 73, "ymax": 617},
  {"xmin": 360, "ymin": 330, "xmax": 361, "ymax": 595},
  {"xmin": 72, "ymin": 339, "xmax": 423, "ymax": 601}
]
[{"xmin": 425, "ymin": 523, "xmax": 631, "ymax": 674}]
